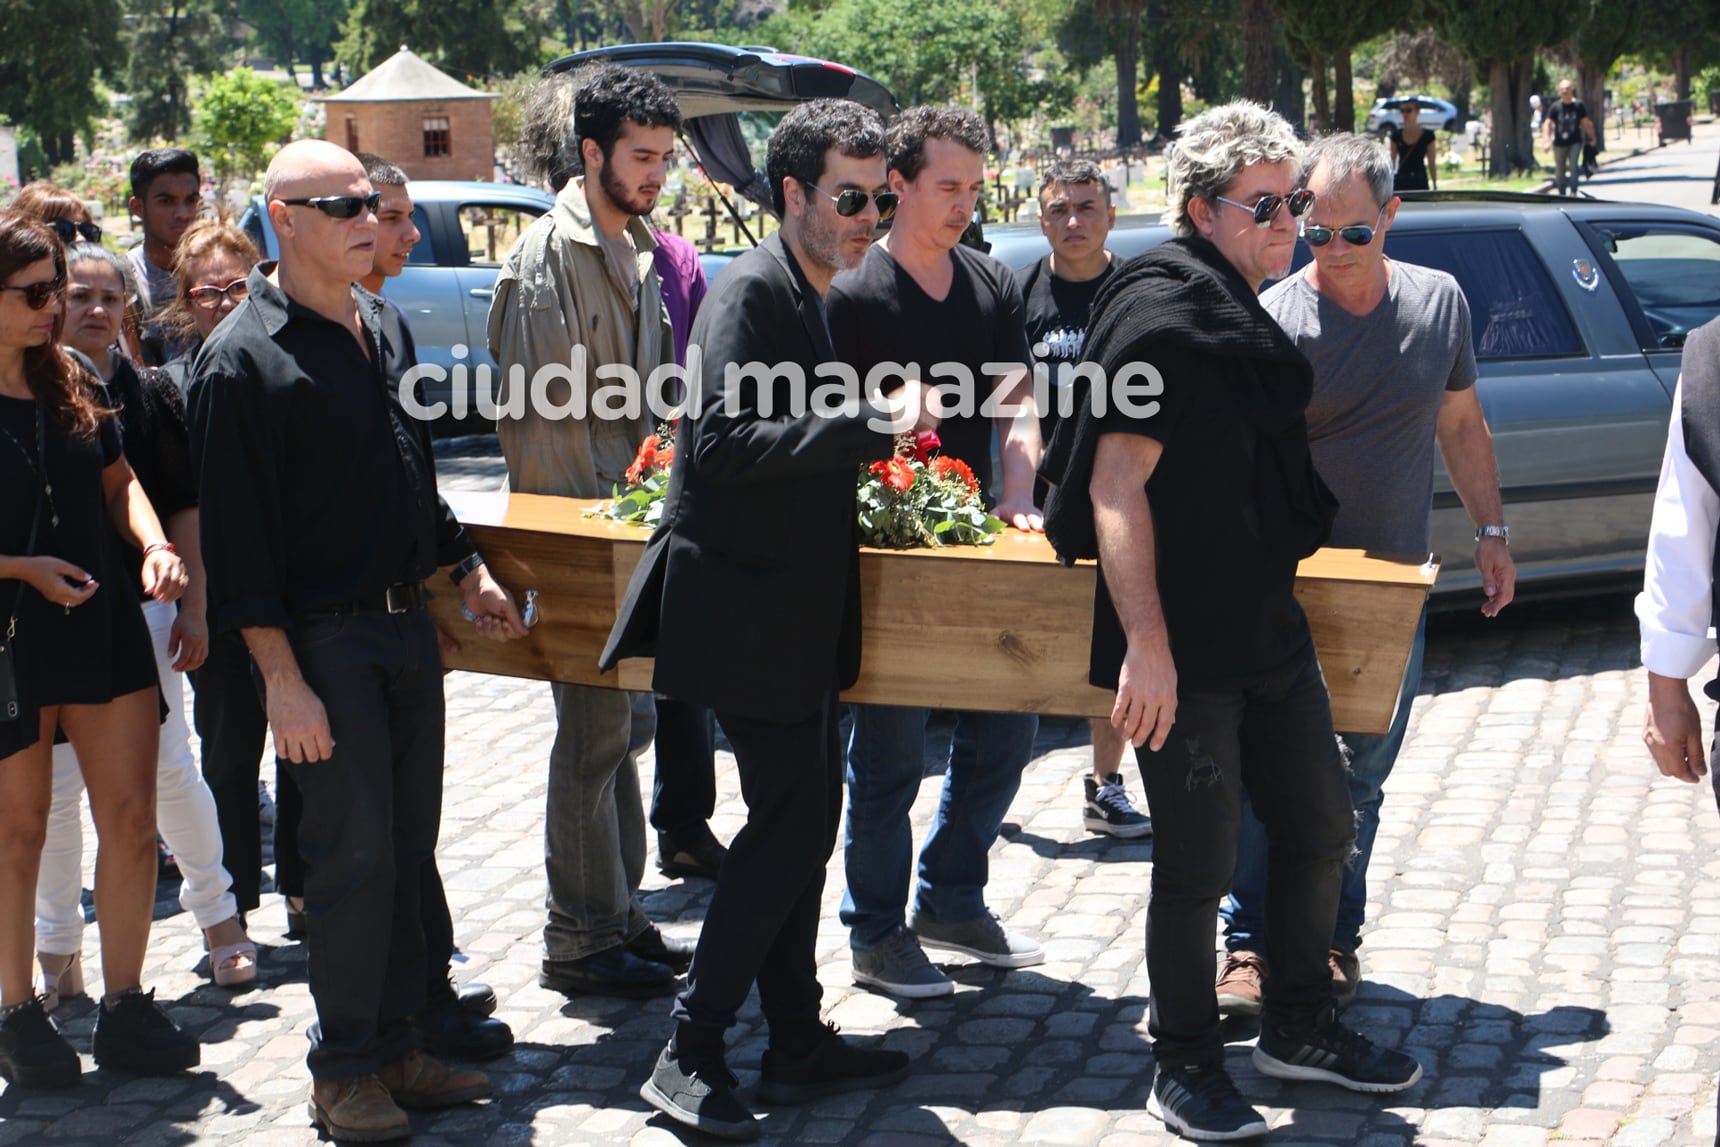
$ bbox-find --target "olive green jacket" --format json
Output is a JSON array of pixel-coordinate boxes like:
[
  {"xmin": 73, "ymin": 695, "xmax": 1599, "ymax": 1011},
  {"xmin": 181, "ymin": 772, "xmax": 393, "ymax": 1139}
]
[{"xmin": 487, "ymin": 177, "xmax": 672, "ymax": 498}]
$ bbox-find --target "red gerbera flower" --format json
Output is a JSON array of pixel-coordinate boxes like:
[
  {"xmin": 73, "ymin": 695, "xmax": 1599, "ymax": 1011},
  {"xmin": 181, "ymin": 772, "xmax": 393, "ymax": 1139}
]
[
  {"xmin": 870, "ymin": 457, "xmax": 915, "ymax": 493},
  {"xmin": 930, "ymin": 455, "xmax": 979, "ymax": 493}
]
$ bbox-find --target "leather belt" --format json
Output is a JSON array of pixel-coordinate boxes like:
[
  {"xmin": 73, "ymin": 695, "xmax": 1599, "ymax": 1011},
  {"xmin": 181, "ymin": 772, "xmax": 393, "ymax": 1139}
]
[{"xmin": 297, "ymin": 581, "xmax": 426, "ymax": 619}]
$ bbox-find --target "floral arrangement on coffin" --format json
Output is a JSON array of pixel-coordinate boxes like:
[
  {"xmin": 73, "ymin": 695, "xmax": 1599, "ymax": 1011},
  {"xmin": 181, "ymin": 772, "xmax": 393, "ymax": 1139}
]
[
  {"xmin": 589, "ymin": 423, "xmax": 676, "ymax": 527},
  {"xmin": 857, "ymin": 431, "xmax": 1006, "ymax": 549}
]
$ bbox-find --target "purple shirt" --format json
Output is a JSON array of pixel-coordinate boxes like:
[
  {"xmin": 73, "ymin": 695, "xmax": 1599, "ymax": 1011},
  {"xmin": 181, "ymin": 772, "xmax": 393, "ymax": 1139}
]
[{"xmin": 651, "ymin": 230, "xmax": 708, "ymax": 368}]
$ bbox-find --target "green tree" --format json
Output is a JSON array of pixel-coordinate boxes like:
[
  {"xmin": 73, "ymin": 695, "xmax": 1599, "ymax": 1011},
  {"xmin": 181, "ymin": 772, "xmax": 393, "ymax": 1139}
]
[
  {"xmin": 242, "ymin": 0, "xmax": 351, "ymax": 89},
  {"xmin": 125, "ymin": 0, "xmax": 234, "ymax": 144},
  {"xmin": 1434, "ymin": 0, "xmax": 1556, "ymax": 175},
  {"xmin": 1056, "ymin": 0, "xmax": 1149, "ymax": 147},
  {"xmin": 0, "ymin": 0, "xmax": 125, "ymax": 164},
  {"xmin": 770, "ymin": 0, "xmax": 1069, "ymax": 141},
  {"xmin": 1275, "ymin": 0, "xmax": 1396, "ymax": 132},
  {"xmin": 1567, "ymin": 0, "xmax": 1638, "ymax": 150},
  {"xmin": 336, "ymin": 0, "xmax": 541, "ymax": 80},
  {"xmin": 194, "ymin": 68, "xmax": 299, "ymax": 184}
]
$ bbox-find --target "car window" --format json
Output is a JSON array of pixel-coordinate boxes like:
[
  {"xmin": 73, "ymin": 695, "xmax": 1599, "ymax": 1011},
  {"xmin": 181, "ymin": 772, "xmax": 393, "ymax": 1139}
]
[
  {"xmin": 407, "ymin": 206, "xmax": 435, "ymax": 265},
  {"xmin": 1383, "ymin": 228, "xmax": 1585, "ymax": 360},
  {"xmin": 459, "ymin": 204, "xmax": 538, "ymax": 266},
  {"xmin": 1592, "ymin": 224, "xmax": 1720, "ymax": 349}
]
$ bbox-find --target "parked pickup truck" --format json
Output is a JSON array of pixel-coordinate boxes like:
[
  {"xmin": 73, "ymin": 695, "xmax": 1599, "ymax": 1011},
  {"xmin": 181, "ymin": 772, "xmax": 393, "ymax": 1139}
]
[{"xmin": 982, "ymin": 191, "xmax": 1720, "ymax": 600}]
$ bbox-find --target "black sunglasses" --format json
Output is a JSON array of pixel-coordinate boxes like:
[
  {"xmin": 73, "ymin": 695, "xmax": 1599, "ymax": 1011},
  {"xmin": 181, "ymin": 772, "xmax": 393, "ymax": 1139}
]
[
  {"xmin": 1301, "ymin": 206, "xmax": 1389, "ymax": 249},
  {"xmin": 1213, "ymin": 188, "xmax": 1317, "ymax": 228},
  {"xmin": 805, "ymin": 183, "xmax": 899, "ymax": 221},
  {"xmin": 46, "ymin": 219, "xmax": 103, "ymax": 245},
  {"xmin": 0, "ymin": 275, "xmax": 66, "ymax": 310},
  {"xmin": 274, "ymin": 193, "xmax": 382, "ymax": 220}
]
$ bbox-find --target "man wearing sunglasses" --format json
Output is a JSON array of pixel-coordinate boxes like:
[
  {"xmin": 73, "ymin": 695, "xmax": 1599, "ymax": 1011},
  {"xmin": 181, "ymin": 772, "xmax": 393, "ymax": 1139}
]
[
  {"xmin": 606, "ymin": 97, "xmax": 930, "ymax": 1141},
  {"xmin": 1042, "ymin": 102, "xmax": 1422, "ymax": 1141},
  {"xmin": 1218, "ymin": 131, "xmax": 1515, "ymax": 1020},
  {"xmin": 190, "ymin": 139, "xmax": 528, "ymax": 1142}
]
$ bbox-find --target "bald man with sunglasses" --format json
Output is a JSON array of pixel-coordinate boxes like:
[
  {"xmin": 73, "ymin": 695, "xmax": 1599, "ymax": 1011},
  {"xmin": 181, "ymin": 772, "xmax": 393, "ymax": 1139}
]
[
  {"xmin": 190, "ymin": 140, "xmax": 528, "ymax": 1142},
  {"xmin": 1216, "ymin": 131, "xmax": 1515, "ymax": 1018}
]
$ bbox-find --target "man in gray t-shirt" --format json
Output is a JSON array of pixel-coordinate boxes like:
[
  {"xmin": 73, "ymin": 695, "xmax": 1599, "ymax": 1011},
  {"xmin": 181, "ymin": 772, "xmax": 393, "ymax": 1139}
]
[{"xmin": 1216, "ymin": 133, "xmax": 1517, "ymax": 1018}]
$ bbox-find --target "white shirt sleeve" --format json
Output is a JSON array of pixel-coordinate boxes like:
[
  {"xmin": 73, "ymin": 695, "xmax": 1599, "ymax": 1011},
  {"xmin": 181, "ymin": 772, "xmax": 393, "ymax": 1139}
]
[{"xmin": 1637, "ymin": 377, "xmax": 1720, "ymax": 678}]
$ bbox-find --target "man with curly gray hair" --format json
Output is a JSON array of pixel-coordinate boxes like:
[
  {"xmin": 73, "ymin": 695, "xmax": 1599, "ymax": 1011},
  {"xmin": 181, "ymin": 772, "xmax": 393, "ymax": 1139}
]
[{"xmin": 1040, "ymin": 101, "xmax": 1422, "ymax": 1140}]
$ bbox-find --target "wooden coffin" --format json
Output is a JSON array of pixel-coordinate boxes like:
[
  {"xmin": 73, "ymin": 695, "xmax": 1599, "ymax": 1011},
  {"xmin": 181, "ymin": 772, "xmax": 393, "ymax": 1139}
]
[{"xmin": 427, "ymin": 491, "xmax": 1438, "ymax": 735}]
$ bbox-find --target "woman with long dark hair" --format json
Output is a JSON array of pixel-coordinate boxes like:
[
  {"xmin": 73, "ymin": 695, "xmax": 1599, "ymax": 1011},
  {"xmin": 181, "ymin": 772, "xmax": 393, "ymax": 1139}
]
[
  {"xmin": 29, "ymin": 240, "xmax": 257, "ymax": 1010},
  {"xmin": 0, "ymin": 211, "xmax": 199, "ymax": 1088}
]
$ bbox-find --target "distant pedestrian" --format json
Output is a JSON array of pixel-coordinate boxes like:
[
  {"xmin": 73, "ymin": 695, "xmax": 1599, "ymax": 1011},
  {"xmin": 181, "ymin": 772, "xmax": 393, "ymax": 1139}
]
[
  {"xmin": 1389, "ymin": 101, "xmax": 1438, "ymax": 192},
  {"xmin": 1545, "ymin": 80, "xmax": 1596, "ymax": 196}
]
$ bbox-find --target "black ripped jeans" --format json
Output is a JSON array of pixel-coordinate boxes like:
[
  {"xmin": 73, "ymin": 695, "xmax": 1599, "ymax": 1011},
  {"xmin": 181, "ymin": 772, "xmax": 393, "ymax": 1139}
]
[{"xmin": 1134, "ymin": 639, "xmax": 1355, "ymax": 1070}]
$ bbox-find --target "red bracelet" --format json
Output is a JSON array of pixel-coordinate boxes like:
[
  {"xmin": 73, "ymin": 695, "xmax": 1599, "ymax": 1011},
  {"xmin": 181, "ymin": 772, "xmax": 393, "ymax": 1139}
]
[{"xmin": 141, "ymin": 541, "xmax": 176, "ymax": 557}]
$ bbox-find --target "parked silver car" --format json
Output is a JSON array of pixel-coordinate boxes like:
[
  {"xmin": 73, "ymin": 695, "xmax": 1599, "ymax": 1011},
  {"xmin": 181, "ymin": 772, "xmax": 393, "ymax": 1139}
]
[
  {"xmin": 240, "ymin": 181, "xmax": 555, "ymax": 428},
  {"xmin": 984, "ymin": 192, "xmax": 1720, "ymax": 599},
  {"xmin": 1365, "ymin": 95, "xmax": 1461, "ymax": 137}
]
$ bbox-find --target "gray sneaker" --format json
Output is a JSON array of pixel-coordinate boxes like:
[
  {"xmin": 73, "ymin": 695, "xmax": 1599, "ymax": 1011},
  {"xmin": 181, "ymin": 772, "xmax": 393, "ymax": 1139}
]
[
  {"xmin": 852, "ymin": 928, "xmax": 955, "ymax": 999},
  {"xmin": 909, "ymin": 909, "xmax": 1045, "ymax": 969}
]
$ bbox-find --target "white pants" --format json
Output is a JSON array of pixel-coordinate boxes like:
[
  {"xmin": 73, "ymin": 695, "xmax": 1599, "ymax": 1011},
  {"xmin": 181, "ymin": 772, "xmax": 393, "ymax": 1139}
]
[{"xmin": 35, "ymin": 598, "xmax": 238, "ymax": 955}]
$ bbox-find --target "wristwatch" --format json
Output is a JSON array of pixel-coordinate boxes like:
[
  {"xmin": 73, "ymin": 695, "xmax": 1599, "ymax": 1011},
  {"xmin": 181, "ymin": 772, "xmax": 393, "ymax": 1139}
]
[
  {"xmin": 449, "ymin": 551, "xmax": 486, "ymax": 586},
  {"xmin": 1475, "ymin": 525, "xmax": 1509, "ymax": 545}
]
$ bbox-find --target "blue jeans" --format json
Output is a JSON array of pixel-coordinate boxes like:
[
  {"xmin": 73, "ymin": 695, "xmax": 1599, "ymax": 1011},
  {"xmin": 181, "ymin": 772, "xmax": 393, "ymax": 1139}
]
[
  {"xmin": 1221, "ymin": 611, "xmax": 1426, "ymax": 955},
  {"xmin": 841, "ymin": 706, "xmax": 1039, "ymax": 951}
]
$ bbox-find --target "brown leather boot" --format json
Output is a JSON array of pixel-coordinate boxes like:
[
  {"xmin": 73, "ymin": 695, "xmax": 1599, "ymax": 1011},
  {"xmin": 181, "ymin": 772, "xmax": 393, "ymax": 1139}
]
[
  {"xmin": 308, "ymin": 1074, "xmax": 411, "ymax": 1142},
  {"xmin": 379, "ymin": 1048, "xmax": 491, "ymax": 1109}
]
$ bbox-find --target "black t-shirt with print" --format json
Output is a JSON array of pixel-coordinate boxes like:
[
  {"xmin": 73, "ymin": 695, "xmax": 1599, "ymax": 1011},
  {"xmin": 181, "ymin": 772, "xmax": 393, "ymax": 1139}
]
[
  {"xmin": 1017, "ymin": 254, "xmax": 1116, "ymax": 504},
  {"xmin": 1550, "ymin": 99, "xmax": 1588, "ymax": 145}
]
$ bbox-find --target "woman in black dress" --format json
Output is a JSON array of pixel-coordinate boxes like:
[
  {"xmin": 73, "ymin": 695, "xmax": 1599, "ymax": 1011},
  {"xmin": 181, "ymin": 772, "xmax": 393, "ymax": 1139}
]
[
  {"xmin": 28, "ymin": 240, "xmax": 258, "ymax": 1003},
  {"xmin": 1389, "ymin": 101, "xmax": 1438, "ymax": 192},
  {"xmin": 0, "ymin": 211, "xmax": 198, "ymax": 1088}
]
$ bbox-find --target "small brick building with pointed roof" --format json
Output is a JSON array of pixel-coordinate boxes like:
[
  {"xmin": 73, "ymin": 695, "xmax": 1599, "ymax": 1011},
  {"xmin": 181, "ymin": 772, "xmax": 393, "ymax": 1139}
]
[{"xmin": 320, "ymin": 47, "xmax": 499, "ymax": 181}]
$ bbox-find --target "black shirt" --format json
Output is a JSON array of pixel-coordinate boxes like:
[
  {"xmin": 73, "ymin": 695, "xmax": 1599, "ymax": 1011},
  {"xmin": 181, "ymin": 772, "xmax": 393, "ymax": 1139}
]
[
  {"xmin": 97, "ymin": 355, "xmax": 196, "ymax": 599},
  {"xmin": 188, "ymin": 268, "xmax": 475, "ymax": 634},
  {"xmin": 1550, "ymin": 99, "xmax": 1589, "ymax": 145},
  {"xmin": 1088, "ymin": 342, "xmax": 1317, "ymax": 690},
  {"xmin": 828, "ymin": 243, "xmax": 1034, "ymax": 493},
  {"xmin": 1017, "ymin": 254, "xmax": 1116, "ymax": 503}
]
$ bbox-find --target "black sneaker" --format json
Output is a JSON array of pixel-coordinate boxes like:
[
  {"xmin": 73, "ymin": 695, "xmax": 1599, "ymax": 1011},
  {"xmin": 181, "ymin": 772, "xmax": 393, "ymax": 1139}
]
[
  {"xmin": 757, "ymin": 1022, "xmax": 910, "ymax": 1105},
  {"xmin": 1083, "ymin": 772, "xmax": 1153, "ymax": 839},
  {"xmin": 92, "ymin": 990, "xmax": 200, "ymax": 1075},
  {"xmin": 640, "ymin": 1045, "xmax": 759, "ymax": 1141},
  {"xmin": 0, "ymin": 997, "xmax": 80, "ymax": 1089},
  {"xmin": 1148, "ymin": 1063, "xmax": 1268, "ymax": 1141},
  {"xmin": 1253, "ymin": 1002, "xmax": 1422, "ymax": 1093}
]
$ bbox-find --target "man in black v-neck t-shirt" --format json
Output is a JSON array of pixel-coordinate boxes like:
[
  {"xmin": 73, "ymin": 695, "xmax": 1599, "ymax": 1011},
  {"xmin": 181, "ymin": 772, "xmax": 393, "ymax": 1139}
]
[{"xmin": 826, "ymin": 107, "xmax": 1047, "ymax": 1001}]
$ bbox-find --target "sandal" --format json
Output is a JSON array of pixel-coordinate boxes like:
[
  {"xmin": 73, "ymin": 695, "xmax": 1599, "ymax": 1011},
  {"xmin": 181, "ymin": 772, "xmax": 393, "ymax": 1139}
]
[
  {"xmin": 35, "ymin": 950, "xmax": 85, "ymax": 1012},
  {"xmin": 204, "ymin": 919, "xmax": 258, "ymax": 987}
]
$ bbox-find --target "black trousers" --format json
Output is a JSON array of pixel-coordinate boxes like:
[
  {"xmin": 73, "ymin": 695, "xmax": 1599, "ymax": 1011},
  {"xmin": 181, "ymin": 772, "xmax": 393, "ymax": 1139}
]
[
  {"xmin": 650, "ymin": 695, "xmax": 717, "ymax": 837},
  {"xmin": 670, "ymin": 689, "xmax": 842, "ymax": 1060},
  {"xmin": 1135, "ymin": 640, "xmax": 1355, "ymax": 1070},
  {"xmin": 279, "ymin": 609, "xmax": 445, "ymax": 1081},
  {"xmin": 420, "ymin": 856, "xmax": 455, "ymax": 997},
  {"xmin": 191, "ymin": 630, "xmax": 303, "ymax": 912}
]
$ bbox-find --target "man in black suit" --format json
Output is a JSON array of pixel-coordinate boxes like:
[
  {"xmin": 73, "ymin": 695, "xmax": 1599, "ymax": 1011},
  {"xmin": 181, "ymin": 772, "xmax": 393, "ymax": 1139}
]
[{"xmin": 603, "ymin": 99, "xmax": 936, "ymax": 1141}]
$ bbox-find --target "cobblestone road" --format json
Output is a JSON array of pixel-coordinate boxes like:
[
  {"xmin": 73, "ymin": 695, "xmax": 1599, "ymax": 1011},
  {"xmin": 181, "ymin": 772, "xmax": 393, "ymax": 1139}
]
[{"xmin": 2, "ymin": 440, "xmax": 1716, "ymax": 1146}]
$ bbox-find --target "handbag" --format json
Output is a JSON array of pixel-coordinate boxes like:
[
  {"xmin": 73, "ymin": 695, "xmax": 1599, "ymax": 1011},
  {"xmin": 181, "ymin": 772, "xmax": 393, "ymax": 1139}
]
[{"xmin": 0, "ymin": 403, "xmax": 48, "ymax": 722}]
